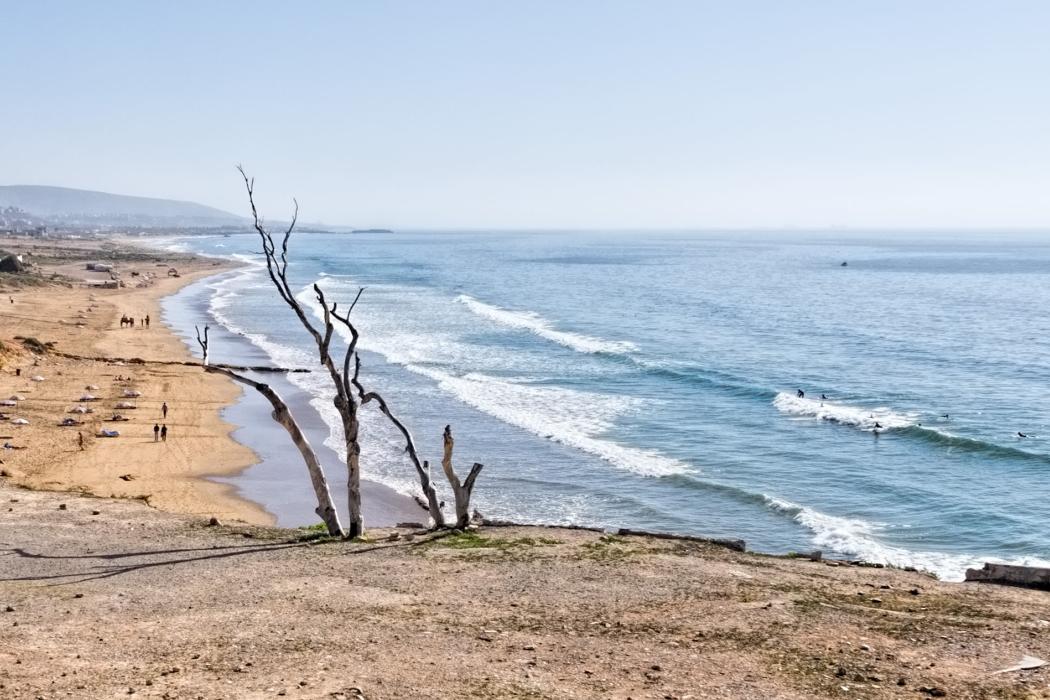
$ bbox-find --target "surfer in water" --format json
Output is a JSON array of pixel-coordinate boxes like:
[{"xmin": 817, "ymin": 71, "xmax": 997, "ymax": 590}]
[
  {"xmin": 874, "ymin": 421, "xmax": 883, "ymax": 430},
  {"xmin": 820, "ymin": 394, "xmax": 827, "ymax": 400},
  {"xmin": 797, "ymin": 389, "xmax": 805, "ymax": 398},
  {"xmin": 1018, "ymin": 432, "xmax": 1029, "ymax": 438}
]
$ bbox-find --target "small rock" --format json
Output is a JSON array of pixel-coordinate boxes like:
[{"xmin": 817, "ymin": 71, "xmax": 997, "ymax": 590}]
[
  {"xmin": 910, "ymin": 588, "xmax": 921, "ymax": 595},
  {"xmin": 91, "ymin": 510, "xmax": 101, "ymax": 516},
  {"xmin": 207, "ymin": 517, "xmax": 221, "ymax": 526},
  {"xmin": 919, "ymin": 687, "xmax": 947, "ymax": 697},
  {"xmin": 74, "ymin": 593, "xmax": 84, "ymax": 599},
  {"xmin": 897, "ymin": 677, "xmax": 907, "ymax": 686},
  {"xmin": 58, "ymin": 503, "xmax": 67, "ymax": 510},
  {"xmin": 835, "ymin": 667, "xmax": 847, "ymax": 678},
  {"xmin": 386, "ymin": 533, "xmax": 400, "ymax": 542},
  {"xmin": 523, "ymin": 645, "xmax": 536, "ymax": 651},
  {"xmin": 119, "ymin": 474, "xmax": 135, "ymax": 481},
  {"xmin": 651, "ymin": 664, "xmax": 662, "ymax": 672},
  {"xmin": 4, "ymin": 606, "xmax": 14, "ymax": 613},
  {"xmin": 860, "ymin": 644, "xmax": 872, "ymax": 652},
  {"xmin": 870, "ymin": 598, "xmax": 883, "ymax": 604}
]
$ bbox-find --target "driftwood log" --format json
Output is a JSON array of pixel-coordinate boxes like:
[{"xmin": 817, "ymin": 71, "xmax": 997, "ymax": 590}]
[{"xmin": 965, "ymin": 563, "xmax": 1050, "ymax": 590}]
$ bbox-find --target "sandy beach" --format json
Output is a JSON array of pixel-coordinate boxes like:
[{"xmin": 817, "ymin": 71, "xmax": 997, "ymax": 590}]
[{"xmin": 0, "ymin": 236, "xmax": 283, "ymax": 525}]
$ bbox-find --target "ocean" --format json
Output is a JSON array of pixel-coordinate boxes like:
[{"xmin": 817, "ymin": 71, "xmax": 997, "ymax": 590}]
[{"xmin": 160, "ymin": 231, "xmax": 1050, "ymax": 581}]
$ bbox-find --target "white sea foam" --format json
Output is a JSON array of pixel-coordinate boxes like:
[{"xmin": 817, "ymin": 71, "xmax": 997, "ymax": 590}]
[
  {"xmin": 295, "ymin": 280, "xmax": 689, "ymax": 477},
  {"xmin": 764, "ymin": 496, "xmax": 1050, "ymax": 581},
  {"xmin": 456, "ymin": 294, "xmax": 637, "ymax": 355},
  {"xmin": 772, "ymin": 393, "xmax": 917, "ymax": 431},
  {"xmin": 406, "ymin": 365, "xmax": 690, "ymax": 477}
]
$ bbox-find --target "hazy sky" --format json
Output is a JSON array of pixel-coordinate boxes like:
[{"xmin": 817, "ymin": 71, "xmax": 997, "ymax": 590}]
[{"xmin": 3, "ymin": 1, "xmax": 1050, "ymax": 229}]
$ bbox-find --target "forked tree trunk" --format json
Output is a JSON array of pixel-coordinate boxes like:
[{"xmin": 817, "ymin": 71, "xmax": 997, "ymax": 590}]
[{"xmin": 441, "ymin": 425, "xmax": 484, "ymax": 528}]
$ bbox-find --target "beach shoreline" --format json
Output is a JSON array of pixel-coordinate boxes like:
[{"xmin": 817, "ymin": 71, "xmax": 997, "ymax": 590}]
[{"xmin": 0, "ymin": 235, "xmax": 420, "ymax": 529}]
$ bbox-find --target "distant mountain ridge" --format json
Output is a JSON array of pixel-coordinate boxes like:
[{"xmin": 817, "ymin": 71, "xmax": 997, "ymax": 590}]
[{"xmin": 0, "ymin": 185, "xmax": 243, "ymax": 228}]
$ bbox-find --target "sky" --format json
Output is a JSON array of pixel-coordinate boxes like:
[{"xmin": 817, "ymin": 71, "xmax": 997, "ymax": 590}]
[{"xmin": 3, "ymin": 1, "xmax": 1050, "ymax": 229}]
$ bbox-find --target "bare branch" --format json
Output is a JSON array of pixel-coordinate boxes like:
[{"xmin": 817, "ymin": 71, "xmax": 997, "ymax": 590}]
[{"xmin": 351, "ymin": 353, "xmax": 445, "ymax": 527}]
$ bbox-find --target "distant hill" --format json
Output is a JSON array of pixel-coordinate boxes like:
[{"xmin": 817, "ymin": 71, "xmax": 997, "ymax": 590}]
[{"xmin": 0, "ymin": 185, "xmax": 244, "ymax": 228}]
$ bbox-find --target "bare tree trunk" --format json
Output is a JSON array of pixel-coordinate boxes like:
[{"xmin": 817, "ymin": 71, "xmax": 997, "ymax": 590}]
[
  {"xmin": 235, "ymin": 168, "xmax": 486, "ymax": 535},
  {"xmin": 238, "ymin": 167, "xmax": 366, "ymax": 538},
  {"xmin": 197, "ymin": 325, "xmax": 344, "ymax": 537},
  {"xmin": 440, "ymin": 425, "xmax": 483, "ymax": 529},
  {"xmin": 206, "ymin": 366, "xmax": 345, "ymax": 537}
]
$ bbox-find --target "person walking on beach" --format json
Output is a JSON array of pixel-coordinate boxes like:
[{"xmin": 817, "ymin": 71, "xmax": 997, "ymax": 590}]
[
  {"xmin": 161, "ymin": 401, "xmax": 168, "ymax": 419},
  {"xmin": 161, "ymin": 424, "xmax": 167, "ymax": 442},
  {"xmin": 145, "ymin": 314, "xmax": 150, "ymax": 329},
  {"xmin": 153, "ymin": 423, "xmax": 160, "ymax": 442},
  {"xmin": 77, "ymin": 431, "xmax": 84, "ymax": 451}
]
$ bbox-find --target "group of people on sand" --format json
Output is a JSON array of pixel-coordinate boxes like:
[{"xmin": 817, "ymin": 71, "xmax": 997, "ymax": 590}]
[{"xmin": 119, "ymin": 314, "xmax": 150, "ymax": 329}]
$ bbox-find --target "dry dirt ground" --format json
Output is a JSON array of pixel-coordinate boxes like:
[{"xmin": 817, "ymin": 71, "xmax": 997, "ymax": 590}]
[{"xmin": 2, "ymin": 483, "xmax": 1049, "ymax": 700}]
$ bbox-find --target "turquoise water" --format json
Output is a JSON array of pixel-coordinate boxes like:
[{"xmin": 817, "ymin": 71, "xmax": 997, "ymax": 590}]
[{"xmin": 167, "ymin": 231, "xmax": 1050, "ymax": 580}]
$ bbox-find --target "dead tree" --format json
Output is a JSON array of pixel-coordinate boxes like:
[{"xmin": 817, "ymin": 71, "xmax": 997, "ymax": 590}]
[
  {"xmin": 237, "ymin": 166, "xmax": 455, "ymax": 536},
  {"xmin": 196, "ymin": 325, "xmax": 343, "ymax": 537},
  {"xmin": 440, "ymin": 425, "xmax": 484, "ymax": 528}
]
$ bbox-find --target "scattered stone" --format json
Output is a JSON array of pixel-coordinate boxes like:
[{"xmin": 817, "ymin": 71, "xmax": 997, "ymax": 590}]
[
  {"xmin": 897, "ymin": 677, "xmax": 907, "ymax": 686},
  {"xmin": 91, "ymin": 510, "xmax": 101, "ymax": 516},
  {"xmin": 870, "ymin": 598, "xmax": 883, "ymax": 604},
  {"xmin": 4, "ymin": 606, "xmax": 14, "ymax": 613},
  {"xmin": 119, "ymin": 474, "xmax": 135, "ymax": 481},
  {"xmin": 207, "ymin": 517, "xmax": 221, "ymax": 527},
  {"xmin": 385, "ymin": 533, "xmax": 401, "ymax": 542},
  {"xmin": 993, "ymin": 655, "xmax": 1048, "ymax": 674},
  {"xmin": 835, "ymin": 667, "xmax": 847, "ymax": 678},
  {"xmin": 910, "ymin": 588, "xmax": 921, "ymax": 595},
  {"xmin": 395, "ymin": 522, "xmax": 424, "ymax": 529},
  {"xmin": 58, "ymin": 503, "xmax": 67, "ymax": 510},
  {"xmin": 919, "ymin": 687, "xmax": 947, "ymax": 697},
  {"xmin": 860, "ymin": 644, "xmax": 872, "ymax": 652},
  {"xmin": 74, "ymin": 593, "xmax": 84, "ymax": 599},
  {"xmin": 523, "ymin": 645, "xmax": 536, "ymax": 651}
]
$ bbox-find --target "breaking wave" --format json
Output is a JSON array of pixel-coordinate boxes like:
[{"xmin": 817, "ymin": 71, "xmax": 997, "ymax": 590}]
[
  {"xmin": 456, "ymin": 294, "xmax": 638, "ymax": 355},
  {"xmin": 772, "ymin": 392, "xmax": 916, "ymax": 431},
  {"xmin": 763, "ymin": 496, "xmax": 1050, "ymax": 582}
]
